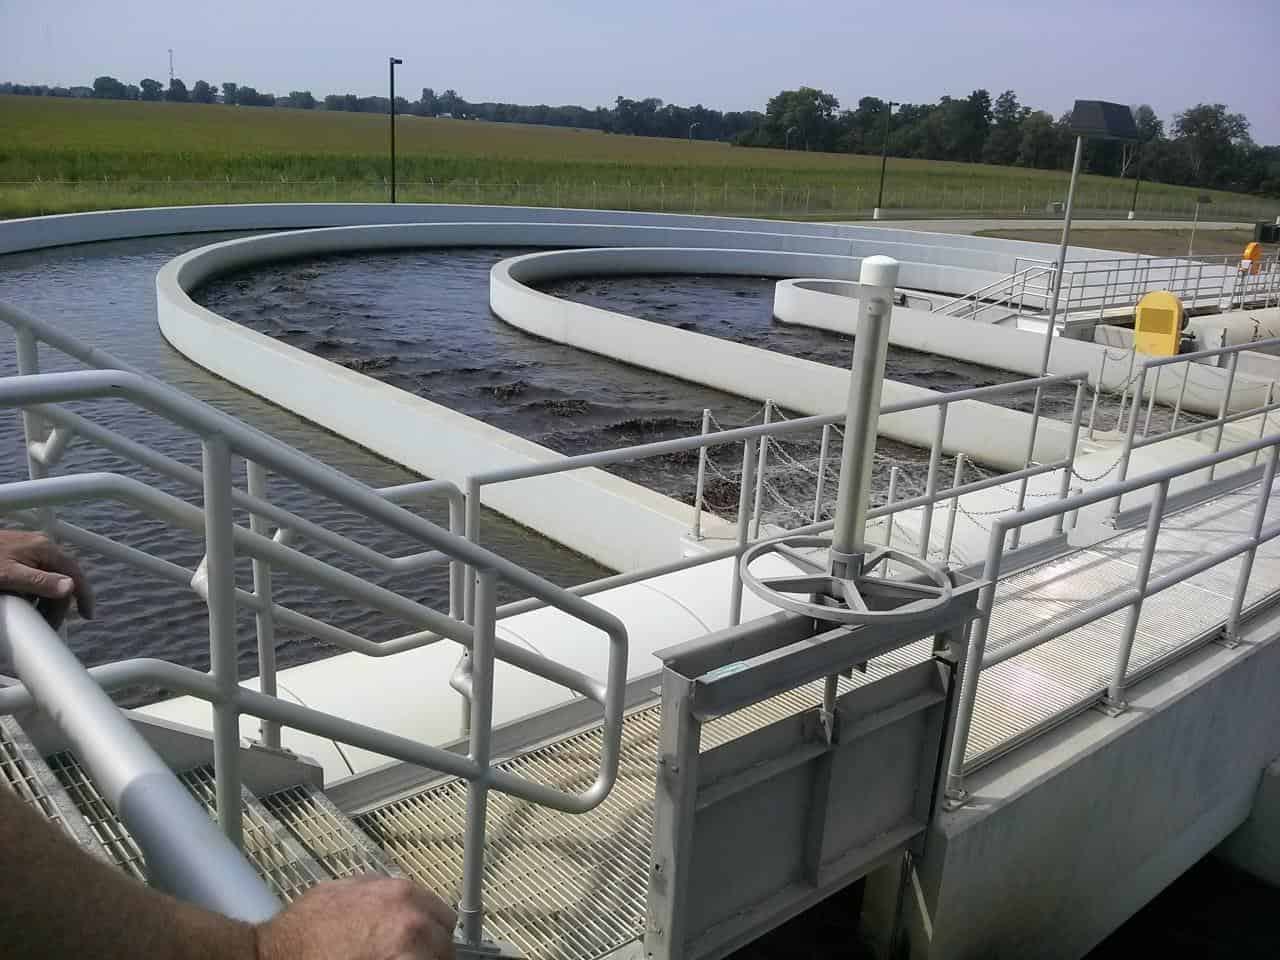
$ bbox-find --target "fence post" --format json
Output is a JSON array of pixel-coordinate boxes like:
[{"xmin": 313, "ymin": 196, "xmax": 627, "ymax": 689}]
[
  {"xmin": 1104, "ymin": 479, "xmax": 1169, "ymax": 711},
  {"xmin": 201, "ymin": 435, "xmax": 242, "ymax": 849},
  {"xmin": 729, "ymin": 437, "xmax": 759, "ymax": 627},
  {"xmin": 1207, "ymin": 351, "xmax": 1240, "ymax": 483},
  {"xmin": 458, "ymin": 569, "xmax": 497, "ymax": 947},
  {"xmin": 692, "ymin": 409, "xmax": 711, "ymax": 540},
  {"xmin": 918, "ymin": 404, "xmax": 948, "ymax": 559},
  {"xmin": 245, "ymin": 460, "xmax": 280, "ymax": 750},
  {"xmin": 941, "ymin": 454, "xmax": 966, "ymax": 565},
  {"xmin": 813, "ymin": 424, "xmax": 831, "ymax": 522},
  {"xmin": 1225, "ymin": 445, "xmax": 1280, "ymax": 644},
  {"xmin": 1110, "ymin": 365, "xmax": 1148, "ymax": 520},
  {"xmin": 750, "ymin": 400, "xmax": 773, "ymax": 539},
  {"xmin": 883, "ymin": 465, "xmax": 900, "ymax": 552}
]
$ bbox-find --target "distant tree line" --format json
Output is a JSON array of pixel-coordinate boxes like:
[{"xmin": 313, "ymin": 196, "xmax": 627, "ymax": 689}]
[{"xmin": 3, "ymin": 75, "xmax": 1275, "ymax": 196}]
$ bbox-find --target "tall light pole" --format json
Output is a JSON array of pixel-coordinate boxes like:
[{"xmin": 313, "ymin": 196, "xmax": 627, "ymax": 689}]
[
  {"xmin": 688, "ymin": 121, "xmax": 702, "ymax": 142},
  {"xmin": 1188, "ymin": 194, "xmax": 1212, "ymax": 257},
  {"xmin": 389, "ymin": 56, "xmax": 403, "ymax": 203},
  {"xmin": 873, "ymin": 100, "xmax": 897, "ymax": 221},
  {"xmin": 1127, "ymin": 143, "xmax": 1144, "ymax": 221},
  {"xmin": 785, "ymin": 126, "xmax": 799, "ymax": 150}
]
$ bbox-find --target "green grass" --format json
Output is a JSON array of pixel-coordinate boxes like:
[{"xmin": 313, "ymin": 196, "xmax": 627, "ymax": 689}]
[{"xmin": 2, "ymin": 95, "xmax": 1277, "ymax": 221}]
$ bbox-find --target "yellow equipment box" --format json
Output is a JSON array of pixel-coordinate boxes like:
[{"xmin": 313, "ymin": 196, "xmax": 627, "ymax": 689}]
[{"xmin": 1133, "ymin": 291, "xmax": 1184, "ymax": 356}]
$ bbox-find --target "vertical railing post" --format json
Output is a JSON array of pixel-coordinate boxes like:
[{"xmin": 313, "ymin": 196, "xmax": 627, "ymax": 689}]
[
  {"xmin": 691, "ymin": 409, "xmax": 711, "ymax": 540},
  {"xmin": 201, "ymin": 435, "xmax": 242, "ymax": 849},
  {"xmin": 1254, "ymin": 382, "xmax": 1276, "ymax": 468},
  {"xmin": 945, "ymin": 521, "xmax": 1007, "ymax": 803},
  {"xmin": 1115, "ymin": 347, "xmax": 1137, "ymax": 432},
  {"xmin": 1225, "ymin": 445, "xmax": 1280, "ymax": 644},
  {"xmin": 1208, "ymin": 352, "xmax": 1240, "ymax": 482},
  {"xmin": 750, "ymin": 400, "xmax": 773, "ymax": 539},
  {"xmin": 883, "ymin": 465, "xmax": 900, "ymax": 551},
  {"xmin": 1053, "ymin": 382, "xmax": 1087, "ymax": 536},
  {"xmin": 1104, "ymin": 479, "xmax": 1169, "ymax": 711},
  {"xmin": 728, "ymin": 437, "xmax": 758, "ymax": 627},
  {"xmin": 1142, "ymin": 366, "xmax": 1162, "ymax": 438},
  {"xmin": 14, "ymin": 326, "xmax": 57, "ymax": 539},
  {"xmin": 918, "ymin": 403, "xmax": 948, "ymax": 558},
  {"xmin": 812, "ymin": 424, "xmax": 831, "ymax": 523},
  {"xmin": 941, "ymin": 454, "xmax": 966, "ymax": 565},
  {"xmin": 1171, "ymin": 360, "xmax": 1189, "ymax": 433},
  {"xmin": 1088, "ymin": 349, "xmax": 1107, "ymax": 440},
  {"xmin": 457, "ymin": 569, "xmax": 497, "ymax": 948},
  {"xmin": 463, "ymin": 476, "xmax": 481, "ymax": 624},
  {"xmin": 1110, "ymin": 366, "xmax": 1148, "ymax": 520},
  {"xmin": 245, "ymin": 460, "xmax": 279, "ymax": 750}
]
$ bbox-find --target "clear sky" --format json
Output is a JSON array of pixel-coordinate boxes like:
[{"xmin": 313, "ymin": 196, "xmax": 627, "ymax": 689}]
[{"xmin": 3, "ymin": 0, "xmax": 1277, "ymax": 143}]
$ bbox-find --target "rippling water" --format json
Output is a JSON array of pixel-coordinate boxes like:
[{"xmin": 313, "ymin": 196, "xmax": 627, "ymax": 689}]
[{"xmin": 0, "ymin": 236, "xmax": 607, "ymax": 700}]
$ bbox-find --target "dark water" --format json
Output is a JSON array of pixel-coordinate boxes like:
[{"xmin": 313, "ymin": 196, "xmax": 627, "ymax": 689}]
[{"xmin": 0, "ymin": 236, "xmax": 607, "ymax": 700}]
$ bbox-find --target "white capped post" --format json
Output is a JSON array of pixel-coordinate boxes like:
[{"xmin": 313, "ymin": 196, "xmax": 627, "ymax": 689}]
[{"xmin": 830, "ymin": 255, "xmax": 899, "ymax": 577}]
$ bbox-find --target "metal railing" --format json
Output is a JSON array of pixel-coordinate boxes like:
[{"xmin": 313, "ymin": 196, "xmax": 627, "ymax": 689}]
[
  {"xmin": 932, "ymin": 264, "xmax": 1056, "ymax": 322},
  {"xmin": 465, "ymin": 372, "xmax": 1091, "ymax": 632},
  {"xmin": 0, "ymin": 304, "xmax": 629, "ymax": 945},
  {"xmin": 945, "ymin": 428, "xmax": 1280, "ymax": 802},
  {"xmin": 1110, "ymin": 336, "xmax": 1280, "ymax": 517},
  {"xmin": 0, "ymin": 594, "xmax": 280, "ymax": 921},
  {"xmin": 1024, "ymin": 252, "xmax": 1280, "ymax": 321}
]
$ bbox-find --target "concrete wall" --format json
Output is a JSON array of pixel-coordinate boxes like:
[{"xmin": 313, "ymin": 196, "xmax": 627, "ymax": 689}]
[
  {"xmin": 1216, "ymin": 756, "xmax": 1280, "ymax": 886},
  {"xmin": 903, "ymin": 611, "xmax": 1280, "ymax": 959},
  {"xmin": 782, "ymin": 281, "xmax": 1270, "ymax": 416}
]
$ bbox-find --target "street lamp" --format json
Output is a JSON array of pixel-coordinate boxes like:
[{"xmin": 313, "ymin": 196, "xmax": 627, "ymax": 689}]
[
  {"xmin": 388, "ymin": 56, "xmax": 403, "ymax": 203},
  {"xmin": 785, "ymin": 126, "xmax": 799, "ymax": 150},
  {"xmin": 1188, "ymin": 194, "xmax": 1212, "ymax": 257},
  {"xmin": 873, "ymin": 100, "xmax": 897, "ymax": 221},
  {"xmin": 688, "ymin": 121, "xmax": 702, "ymax": 142}
]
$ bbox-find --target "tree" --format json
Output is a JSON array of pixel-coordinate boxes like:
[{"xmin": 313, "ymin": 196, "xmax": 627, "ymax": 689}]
[
  {"xmin": 285, "ymin": 90, "xmax": 316, "ymax": 110},
  {"xmin": 91, "ymin": 76, "xmax": 127, "ymax": 99},
  {"xmin": 418, "ymin": 87, "xmax": 437, "ymax": 116},
  {"xmin": 221, "ymin": 82, "xmax": 238, "ymax": 105},
  {"xmin": 1174, "ymin": 103, "xmax": 1250, "ymax": 184},
  {"xmin": 139, "ymin": 78, "xmax": 163, "ymax": 101},
  {"xmin": 1017, "ymin": 111, "xmax": 1058, "ymax": 168},
  {"xmin": 982, "ymin": 90, "xmax": 1025, "ymax": 166},
  {"xmin": 761, "ymin": 87, "xmax": 840, "ymax": 151},
  {"xmin": 191, "ymin": 80, "xmax": 216, "ymax": 104},
  {"xmin": 165, "ymin": 78, "xmax": 189, "ymax": 102},
  {"xmin": 1119, "ymin": 104, "xmax": 1162, "ymax": 178}
]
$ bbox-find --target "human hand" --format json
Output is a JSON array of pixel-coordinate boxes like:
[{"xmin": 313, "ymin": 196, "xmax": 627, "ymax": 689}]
[
  {"xmin": 255, "ymin": 876, "xmax": 457, "ymax": 960},
  {"xmin": 0, "ymin": 529, "xmax": 93, "ymax": 628}
]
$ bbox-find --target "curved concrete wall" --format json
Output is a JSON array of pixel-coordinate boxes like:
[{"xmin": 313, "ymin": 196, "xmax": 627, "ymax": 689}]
[{"xmin": 777, "ymin": 279, "xmax": 1270, "ymax": 415}]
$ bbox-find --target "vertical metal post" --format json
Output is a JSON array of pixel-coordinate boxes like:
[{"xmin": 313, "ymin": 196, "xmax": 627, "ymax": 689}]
[
  {"xmin": 729, "ymin": 437, "xmax": 758, "ymax": 627},
  {"xmin": 918, "ymin": 404, "xmax": 948, "ymax": 559},
  {"xmin": 691, "ymin": 409, "xmax": 711, "ymax": 540},
  {"xmin": 1054, "ymin": 382, "xmax": 1087, "ymax": 536},
  {"xmin": 1116, "ymin": 347, "xmax": 1137, "ymax": 432},
  {"xmin": 201, "ymin": 436, "xmax": 242, "ymax": 849},
  {"xmin": 245, "ymin": 461, "xmax": 279, "ymax": 750},
  {"xmin": 388, "ymin": 57, "xmax": 402, "ymax": 204},
  {"xmin": 1225, "ymin": 446, "xmax": 1279, "ymax": 643},
  {"xmin": 812, "ymin": 424, "xmax": 831, "ymax": 523},
  {"xmin": 1171, "ymin": 361, "xmax": 1189, "ymax": 432},
  {"xmin": 1088, "ymin": 350, "xmax": 1107, "ymax": 440},
  {"xmin": 1254, "ymin": 383, "xmax": 1276, "ymax": 468},
  {"xmin": 945, "ymin": 522, "xmax": 1006, "ymax": 802},
  {"xmin": 1110, "ymin": 366, "xmax": 1148, "ymax": 520},
  {"xmin": 941, "ymin": 454, "xmax": 966, "ymax": 565},
  {"xmin": 1104, "ymin": 479, "xmax": 1169, "ymax": 709},
  {"xmin": 873, "ymin": 102, "xmax": 895, "ymax": 220},
  {"xmin": 1037, "ymin": 136, "xmax": 1084, "ymax": 377},
  {"xmin": 463, "ymin": 476, "xmax": 481, "ymax": 624},
  {"xmin": 1142, "ymin": 366, "xmax": 1162, "ymax": 438},
  {"xmin": 457, "ymin": 569, "xmax": 497, "ymax": 947},
  {"xmin": 750, "ymin": 400, "xmax": 773, "ymax": 539},
  {"xmin": 1208, "ymin": 352, "xmax": 1240, "ymax": 483},
  {"xmin": 883, "ymin": 466, "xmax": 899, "ymax": 550},
  {"xmin": 830, "ymin": 256, "xmax": 899, "ymax": 577}
]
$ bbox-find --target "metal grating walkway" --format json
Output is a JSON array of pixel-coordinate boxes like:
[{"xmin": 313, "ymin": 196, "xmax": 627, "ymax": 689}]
[
  {"xmin": 46, "ymin": 750, "xmax": 146, "ymax": 879},
  {"xmin": 264, "ymin": 783, "xmax": 401, "ymax": 881},
  {"xmin": 357, "ymin": 678, "xmax": 865, "ymax": 960}
]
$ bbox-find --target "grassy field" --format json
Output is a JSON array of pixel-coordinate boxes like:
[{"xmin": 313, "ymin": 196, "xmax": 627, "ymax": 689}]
[
  {"xmin": 3, "ymin": 95, "xmax": 1278, "ymax": 221},
  {"xmin": 977, "ymin": 228, "xmax": 1270, "ymax": 257}
]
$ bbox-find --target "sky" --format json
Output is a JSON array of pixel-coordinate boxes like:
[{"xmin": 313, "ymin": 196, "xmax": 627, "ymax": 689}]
[{"xmin": 3, "ymin": 0, "xmax": 1278, "ymax": 143}]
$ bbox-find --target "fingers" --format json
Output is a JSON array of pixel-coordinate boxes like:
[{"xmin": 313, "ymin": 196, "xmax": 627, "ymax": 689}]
[
  {"xmin": 3, "ymin": 560, "xmax": 77, "ymax": 601},
  {"xmin": 29, "ymin": 539, "xmax": 94, "ymax": 620}
]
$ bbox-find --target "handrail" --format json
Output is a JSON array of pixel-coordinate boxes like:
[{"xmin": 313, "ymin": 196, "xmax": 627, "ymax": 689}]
[
  {"xmin": 931, "ymin": 264, "xmax": 1055, "ymax": 318},
  {"xmin": 945, "ymin": 428, "xmax": 1280, "ymax": 802},
  {"xmin": 0, "ymin": 595, "xmax": 280, "ymax": 922}
]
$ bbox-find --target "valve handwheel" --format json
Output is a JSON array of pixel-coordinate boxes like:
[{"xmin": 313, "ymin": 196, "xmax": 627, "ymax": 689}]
[{"xmin": 739, "ymin": 534, "xmax": 952, "ymax": 625}]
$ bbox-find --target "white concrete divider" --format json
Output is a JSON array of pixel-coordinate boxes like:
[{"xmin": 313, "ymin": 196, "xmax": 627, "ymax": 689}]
[
  {"xmin": 781, "ymin": 280, "xmax": 1270, "ymax": 416},
  {"xmin": 493, "ymin": 247, "xmax": 1076, "ymax": 469}
]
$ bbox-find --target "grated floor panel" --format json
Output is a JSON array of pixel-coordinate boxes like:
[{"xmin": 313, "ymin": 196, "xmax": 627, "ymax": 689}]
[{"xmin": 46, "ymin": 750, "xmax": 146, "ymax": 880}]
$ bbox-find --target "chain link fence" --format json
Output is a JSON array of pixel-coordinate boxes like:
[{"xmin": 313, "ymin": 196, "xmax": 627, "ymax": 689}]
[{"xmin": 4, "ymin": 177, "xmax": 1279, "ymax": 222}]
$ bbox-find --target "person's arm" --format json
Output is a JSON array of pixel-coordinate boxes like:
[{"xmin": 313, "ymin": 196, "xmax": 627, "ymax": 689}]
[
  {"xmin": 1, "ymin": 785, "xmax": 456, "ymax": 958},
  {"xmin": 0, "ymin": 529, "xmax": 94, "ymax": 627}
]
